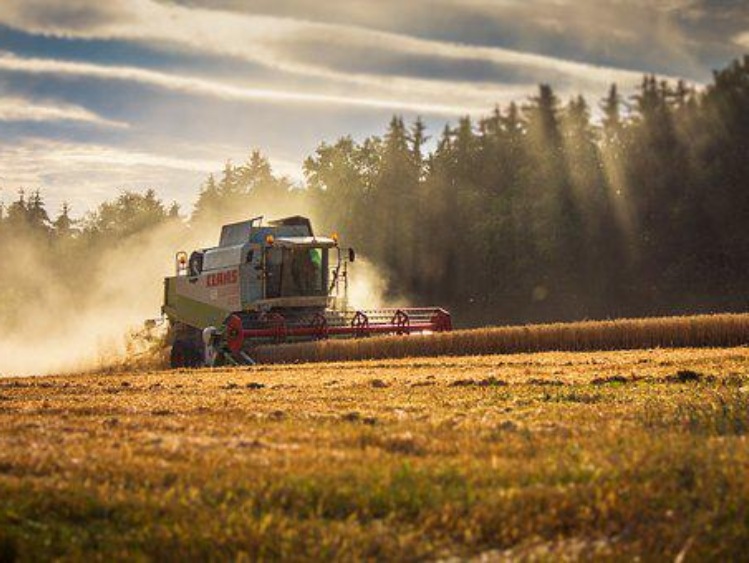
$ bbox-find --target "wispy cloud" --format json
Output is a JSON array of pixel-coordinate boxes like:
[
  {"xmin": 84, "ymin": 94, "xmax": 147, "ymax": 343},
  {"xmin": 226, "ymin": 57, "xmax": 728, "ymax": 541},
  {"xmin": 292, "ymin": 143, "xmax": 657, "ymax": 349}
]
[
  {"xmin": 0, "ymin": 96, "xmax": 128, "ymax": 128},
  {"xmin": 0, "ymin": 0, "xmax": 670, "ymax": 101},
  {"xmin": 210, "ymin": 0, "xmax": 746, "ymax": 82},
  {"xmin": 0, "ymin": 52, "xmax": 526, "ymax": 116},
  {"xmin": 0, "ymin": 138, "xmax": 215, "ymax": 188}
]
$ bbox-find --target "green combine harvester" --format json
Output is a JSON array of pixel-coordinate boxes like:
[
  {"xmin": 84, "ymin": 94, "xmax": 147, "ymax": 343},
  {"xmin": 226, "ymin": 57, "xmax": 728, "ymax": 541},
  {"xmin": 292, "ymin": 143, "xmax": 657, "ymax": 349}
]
[{"xmin": 162, "ymin": 216, "xmax": 452, "ymax": 367}]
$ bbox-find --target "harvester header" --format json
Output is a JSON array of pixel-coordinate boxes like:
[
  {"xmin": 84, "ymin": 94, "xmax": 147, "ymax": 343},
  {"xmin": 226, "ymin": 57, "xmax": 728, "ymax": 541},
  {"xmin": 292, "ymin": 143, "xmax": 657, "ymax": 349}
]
[{"xmin": 162, "ymin": 216, "xmax": 452, "ymax": 367}]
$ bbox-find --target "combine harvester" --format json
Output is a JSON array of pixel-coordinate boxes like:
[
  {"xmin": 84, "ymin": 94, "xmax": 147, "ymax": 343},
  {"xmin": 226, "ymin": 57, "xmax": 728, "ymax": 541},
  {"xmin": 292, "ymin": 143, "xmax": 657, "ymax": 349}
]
[{"xmin": 162, "ymin": 216, "xmax": 452, "ymax": 367}]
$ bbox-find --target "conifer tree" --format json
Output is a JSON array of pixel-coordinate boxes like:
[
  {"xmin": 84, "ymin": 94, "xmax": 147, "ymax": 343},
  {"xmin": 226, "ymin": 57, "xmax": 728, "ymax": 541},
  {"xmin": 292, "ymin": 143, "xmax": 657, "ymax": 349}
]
[{"xmin": 53, "ymin": 202, "xmax": 76, "ymax": 237}]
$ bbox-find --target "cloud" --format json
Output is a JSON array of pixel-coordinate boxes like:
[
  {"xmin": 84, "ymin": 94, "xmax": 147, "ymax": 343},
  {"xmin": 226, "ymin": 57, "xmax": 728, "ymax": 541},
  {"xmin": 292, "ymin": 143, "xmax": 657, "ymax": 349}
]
[
  {"xmin": 0, "ymin": 138, "xmax": 213, "ymax": 213},
  {"xmin": 735, "ymin": 32, "xmax": 749, "ymax": 48},
  {"xmin": 0, "ymin": 95, "xmax": 128, "ymax": 127},
  {"xmin": 0, "ymin": 0, "xmax": 136, "ymax": 35},
  {"xmin": 0, "ymin": 138, "xmax": 216, "ymax": 185},
  {"xmin": 172, "ymin": 0, "xmax": 740, "ymax": 80},
  {"xmin": 0, "ymin": 137, "xmax": 301, "ymax": 216},
  {"xmin": 0, "ymin": 51, "xmax": 508, "ymax": 116},
  {"xmin": 0, "ymin": 0, "xmax": 672, "ymax": 105}
]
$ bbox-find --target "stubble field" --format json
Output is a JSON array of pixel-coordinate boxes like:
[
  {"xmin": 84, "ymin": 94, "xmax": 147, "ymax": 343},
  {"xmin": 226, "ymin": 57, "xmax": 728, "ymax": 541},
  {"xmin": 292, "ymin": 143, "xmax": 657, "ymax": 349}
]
[{"xmin": 1, "ymin": 347, "xmax": 748, "ymax": 561}]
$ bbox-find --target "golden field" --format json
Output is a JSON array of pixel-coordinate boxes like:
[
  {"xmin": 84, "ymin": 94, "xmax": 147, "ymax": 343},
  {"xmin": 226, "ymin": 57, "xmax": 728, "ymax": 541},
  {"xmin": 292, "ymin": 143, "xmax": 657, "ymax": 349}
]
[
  {"xmin": 1, "ymin": 347, "xmax": 749, "ymax": 561},
  {"xmin": 253, "ymin": 313, "xmax": 749, "ymax": 364}
]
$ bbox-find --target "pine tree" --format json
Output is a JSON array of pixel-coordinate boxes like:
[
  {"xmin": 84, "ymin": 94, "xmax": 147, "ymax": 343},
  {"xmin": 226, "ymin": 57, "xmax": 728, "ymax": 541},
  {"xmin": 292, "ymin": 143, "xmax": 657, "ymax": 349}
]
[
  {"xmin": 28, "ymin": 190, "xmax": 51, "ymax": 233},
  {"xmin": 239, "ymin": 150, "xmax": 273, "ymax": 192},
  {"xmin": 242, "ymin": 150, "xmax": 286, "ymax": 206},
  {"xmin": 6, "ymin": 189, "xmax": 28, "ymax": 228},
  {"xmin": 168, "ymin": 202, "xmax": 181, "ymax": 219},
  {"xmin": 192, "ymin": 174, "xmax": 220, "ymax": 222},
  {"xmin": 53, "ymin": 202, "xmax": 76, "ymax": 237},
  {"xmin": 370, "ymin": 116, "xmax": 415, "ymax": 281},
  {"xmin": 601, "ymin": 84, "xmax": 623, "ymax": 144},
  {"xmin": 408, "ymin": 117, "xmax": 428, "ymax": 179},
  {"xmin": 220, "ymin": 161, "xmax": 237, "ymax": 195}
]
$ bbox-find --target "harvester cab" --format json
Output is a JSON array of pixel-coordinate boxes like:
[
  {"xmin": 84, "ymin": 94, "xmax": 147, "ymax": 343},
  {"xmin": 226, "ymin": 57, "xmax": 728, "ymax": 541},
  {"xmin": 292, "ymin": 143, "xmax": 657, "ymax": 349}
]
[{"xmin": 162, "ymin": 216, "xmax": 452, "ymax": 367}]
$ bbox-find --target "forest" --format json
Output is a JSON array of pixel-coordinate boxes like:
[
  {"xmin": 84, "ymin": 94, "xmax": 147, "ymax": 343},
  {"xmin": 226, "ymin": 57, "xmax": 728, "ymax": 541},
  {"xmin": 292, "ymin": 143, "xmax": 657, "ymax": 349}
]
[{"xmin": 1, "ymin": 55, "xmax": 748, "ymax": 328}]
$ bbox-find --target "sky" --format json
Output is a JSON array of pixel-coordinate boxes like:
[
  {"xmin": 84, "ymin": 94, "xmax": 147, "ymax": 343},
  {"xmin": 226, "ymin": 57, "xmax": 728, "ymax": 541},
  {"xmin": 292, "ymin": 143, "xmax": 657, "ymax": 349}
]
[{"xmin": 0, "ymin": 0, "xmax": 747, "ymax": 218}]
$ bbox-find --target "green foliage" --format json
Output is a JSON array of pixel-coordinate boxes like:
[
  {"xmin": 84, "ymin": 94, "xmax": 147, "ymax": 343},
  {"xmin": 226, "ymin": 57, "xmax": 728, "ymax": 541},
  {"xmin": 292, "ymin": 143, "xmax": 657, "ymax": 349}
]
[
  {"xmin": 303, "ymin": 56, "xmax": 749, "ymax": 323},
  {"xmin": 192, "ymin": 151, "xmax": 295, "ymax": 224},
  {"xmin": 81, "ymin": 189, "xmax": 169, "ymax": 239},
  {"xmin": 3, "ymin": 57, "xmax": 749, "ymax": 326}
]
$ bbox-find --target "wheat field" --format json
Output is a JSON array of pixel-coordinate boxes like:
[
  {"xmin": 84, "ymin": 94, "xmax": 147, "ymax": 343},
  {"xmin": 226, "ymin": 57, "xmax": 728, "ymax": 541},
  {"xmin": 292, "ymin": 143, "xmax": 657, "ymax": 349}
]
[
  {"xmin": 1, "ymin": 347, "xmax": 748, "ymax": 560},
  {"xmin": 253, "ymin": 312, "xmax": 749, "ymax": 364}
]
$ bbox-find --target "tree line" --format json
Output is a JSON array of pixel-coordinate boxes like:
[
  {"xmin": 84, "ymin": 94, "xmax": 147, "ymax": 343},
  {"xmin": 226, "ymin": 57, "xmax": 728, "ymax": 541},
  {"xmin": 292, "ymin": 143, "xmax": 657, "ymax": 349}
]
[{"xmin": 2, "ymin": 55, "xmax": 748, "ymax": 326}]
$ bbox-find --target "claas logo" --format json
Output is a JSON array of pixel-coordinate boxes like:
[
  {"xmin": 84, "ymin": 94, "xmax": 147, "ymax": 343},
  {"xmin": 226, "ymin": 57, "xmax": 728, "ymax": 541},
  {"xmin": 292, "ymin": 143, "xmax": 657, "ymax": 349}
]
[{"xmin": 206, "ymin": 270, "xmax": 239, "ymax": 287}]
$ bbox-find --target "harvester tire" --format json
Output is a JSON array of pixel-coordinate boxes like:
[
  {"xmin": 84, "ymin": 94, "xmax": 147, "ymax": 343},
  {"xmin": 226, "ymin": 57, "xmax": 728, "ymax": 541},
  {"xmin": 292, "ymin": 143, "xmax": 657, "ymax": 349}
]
[{"xmin": 170, "ymin": 340, "xmax": 202, "ymax": 369}]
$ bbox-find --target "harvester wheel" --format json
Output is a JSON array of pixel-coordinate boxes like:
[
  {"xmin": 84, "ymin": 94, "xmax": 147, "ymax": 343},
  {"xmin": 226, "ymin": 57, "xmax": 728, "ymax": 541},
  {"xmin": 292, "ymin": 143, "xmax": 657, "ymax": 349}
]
[{"xmin": 170, "ymin": 340, "xmax": 202, "ymax": 368}]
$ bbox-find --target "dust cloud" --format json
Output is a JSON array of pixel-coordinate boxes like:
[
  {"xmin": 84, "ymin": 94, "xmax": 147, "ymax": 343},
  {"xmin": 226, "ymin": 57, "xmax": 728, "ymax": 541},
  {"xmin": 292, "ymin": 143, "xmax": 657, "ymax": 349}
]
[
  {"xmin": 344, "ymin": 257, "xmax": 408, "ymax": 311},
  {"xmin": 0, "ymin": 205, "xmax": 398, "ymax": 377},
  {"xmin": 0, "ymin": 221, "xmax": 204, "ymax": 377}
]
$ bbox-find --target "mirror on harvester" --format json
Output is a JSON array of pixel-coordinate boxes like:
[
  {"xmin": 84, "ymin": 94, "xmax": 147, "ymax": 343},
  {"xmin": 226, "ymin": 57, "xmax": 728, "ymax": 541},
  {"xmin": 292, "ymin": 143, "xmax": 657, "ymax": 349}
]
[{"xmin": 348, "ymin": 248, "xmax": 356, "ymax": 263}]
